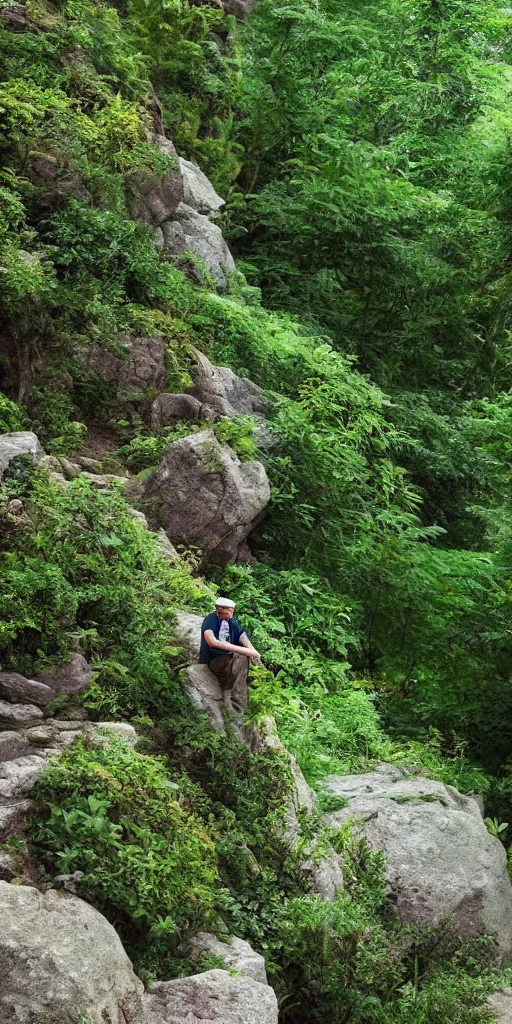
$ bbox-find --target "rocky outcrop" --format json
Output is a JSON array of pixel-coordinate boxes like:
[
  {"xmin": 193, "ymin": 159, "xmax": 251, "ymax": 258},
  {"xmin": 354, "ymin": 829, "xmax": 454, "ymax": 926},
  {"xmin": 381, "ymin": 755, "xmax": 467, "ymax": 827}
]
[
  {"xmin": 0, "ymin": 881, "xmax": 144, "ymax": 1023},
  {"xmin": 222, "ymin": 0, "xmax": 258, "ymax": 17},
  {"xmin": 489, "ymin": 989, "xmax": 512, "ymax": 1022},
  {"xmin": 135, "ymin": 969, "xmax": 278, "ymax": 1024},
  {"xmin": 74, "ymin": 334, "xmax": 165, "ymax": 394},
  {"xmin": 161, "ymin": 203, "xmax": 236, "ymax": 289},
  {"xmin": 0, "ymin": 656, "xmax": 113, "ymax": 838},
  {"xmin": 39, "ymin": 653, "xmax": 92, "ymax": 696},
  {"xmin": 179, "ymin": 158, "xmax": 225, "ymax": 214},
  {"xmin": 322, "ymin": 763, "xmax": 512, "ymax": 958},
  {"xmin": 0, "ymin": 672, "xmax": 53, "ymax": 706},
  {"xmin": 189, "ymin": 348, "xmax": 266, "ymax": 419},
  {"xmin": 93, "ymin": 721, "xmax": 138, "ymax": 746},
  {"xmin": 174, "ymin": 611, "xmax": 203, "ymax": 660},
  {"xmin": 0, "ymin": 431, "xmax": 45, "ymax": 478},
  {"xmin": 180, "ymin": 932, "xmax": 268, "ymax": 984},
  {"xmin": 150, "ymin": 392, "xmax": 204, "ymax": 430},
  {"xmin": 128, "ymin": 134, "xmax": 184, "ymax": 226},
  {"xmin": 0, "ymin": 702, "xmax": 43, "ymax": 730},
  {"xmin": 142, "ymin": 428, "xmax": 270, "ymax": 564},
  {"xmin": 182, "ymin": 664, "xmax": 225, "ymax": 731}
]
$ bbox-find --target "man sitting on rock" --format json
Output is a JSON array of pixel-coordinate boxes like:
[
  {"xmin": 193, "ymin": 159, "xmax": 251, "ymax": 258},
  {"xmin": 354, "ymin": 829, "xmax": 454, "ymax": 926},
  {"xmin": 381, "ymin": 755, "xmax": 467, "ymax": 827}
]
[{"xmin": 199, "ymin": 597, "xmax": 261, "ymax": 717}]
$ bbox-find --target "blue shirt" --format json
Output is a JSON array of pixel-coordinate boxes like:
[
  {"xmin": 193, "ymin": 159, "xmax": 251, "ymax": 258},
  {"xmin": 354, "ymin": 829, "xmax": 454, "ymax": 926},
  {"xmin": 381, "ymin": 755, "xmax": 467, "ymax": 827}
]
[{"xmin": 199, "ymin": 612, "xmax": 245, "ymax": 664}]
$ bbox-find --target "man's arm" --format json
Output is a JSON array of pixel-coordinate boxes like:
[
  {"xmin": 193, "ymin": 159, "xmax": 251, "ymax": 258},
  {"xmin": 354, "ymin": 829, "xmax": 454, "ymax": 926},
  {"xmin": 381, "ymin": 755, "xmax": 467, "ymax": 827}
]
[
  {"xmin": 240, "ymin": 632, "xmax": 261, "ymax": 662},
  {"xmin": 204, "ymin": 629, "xmax": 260, "ymax": 659}
]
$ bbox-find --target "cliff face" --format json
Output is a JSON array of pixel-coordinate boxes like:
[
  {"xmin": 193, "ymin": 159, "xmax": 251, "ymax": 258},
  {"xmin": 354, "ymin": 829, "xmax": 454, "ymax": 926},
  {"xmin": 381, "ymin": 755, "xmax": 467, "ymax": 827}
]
[{"xmin": 2, "ymin": 0, "xmax": 512, "ymax": 1021}]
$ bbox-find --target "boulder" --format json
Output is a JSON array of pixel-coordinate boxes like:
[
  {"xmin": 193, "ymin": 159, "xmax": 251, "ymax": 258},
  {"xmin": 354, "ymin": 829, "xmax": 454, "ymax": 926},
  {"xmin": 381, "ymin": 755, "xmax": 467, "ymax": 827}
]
[
  {"xmin": 58, "ymin": 456, "xmax": 81, "ymax": 480},
  {"xmin": 174, "ymin": 611, "xmax": 203, "ymax": 660},
  {"xmin": 0, "ymin": 881, "xmax": 144, "ymax": 1023},
  {"xmin": 135, "ymin": 969, "xmax": 278, "ymax": 1024},
  {"xmin": 178, "ymin": 158, "xmax": 225, "ymax": 214},
  {"xmin": 74, "ymin": 335, "xmax": 165, "ymax": 393},
  {"xmin": 0, "ymin": 799, "xmax": 34, "ymax": 837},
  {"xmin": 0, "ymin": 754, "xmax": 48, "ymax": 800},
  {"xmin": 322, "ymin": 764, "xmax": 512, "ymax": 958},
  {"xmin": 150, "ymin": 392, "xmax": 204, "ymax": 431},
  {"xmin": 127, "ymin": 506, "xmax": 149, "ymax": 527},
  {"xmin": 39, "ymin": 653, "xmax": 92, "ymax": 696},
  {"xmin": 489, "ymin": 989, "xmax": 512, "ymax": 1022},
  {"xmin": 92, "ymin": 722, "xmax": 138, "ymax": 747},
  {"xmin": 301, "ymin": 842, "xmax": 344, "ymax": 903},
  {"xmin": 142, "ymin": 428, "xmax": 270, "ymax": 564},
  {"xmin": 181, "ymin": 933, "xmax": 267, "ymax": 984},
  {"xmin": 129, "ymin": 134, "xmax": 184, "ymax": 226},
  {"xmin": 0, "ymin": 702, "xmax": 43, "ymax": 730},
  {"xmin": 81, "ymin": 472, "xmax": 129, "ymax": 490},
  {"xmin": 0, "ymin": 672, "xmax": 53, "ymax": 707},
  {"xmin": 0, "ymin": 850, "xmax": 17, "ymax": 881},
  {"xmin": 0, "ymin": 432, "xmax": 45, "ymax": 479},
  {"xmin": 75, "ymin": 455, "xmax": 103, "ymax": 472},
  {"xmin": 0, "ymin": 731, "xmax": 31, "ymax": 762},
  {"xmin": 154, "ymin": 528, "xmax": 180, "ymax": 562},
  {"xmin": 162, "ymin": 203, "xmax": 236, "ymax": 289},
  {"xmin": 189, "ymin": 349, "xmax": 266, "ymax": 420},
  {"xmin": 39, "ymin": 454, "xmax": 62, "ymax": 473},
  {"xmin": 222, "ymin": 0, "xmax": 258, "ymax": 16},
  {"xmin": 182, "ymin": 664, "xmax": 225, "ymax": 731}
]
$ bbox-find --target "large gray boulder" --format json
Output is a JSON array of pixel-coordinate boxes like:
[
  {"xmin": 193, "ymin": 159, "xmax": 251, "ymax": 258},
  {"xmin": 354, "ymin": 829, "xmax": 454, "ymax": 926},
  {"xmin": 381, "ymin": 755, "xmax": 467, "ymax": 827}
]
[
  {"xmin": 143, "ymin": 429, "xmax": 270, "ymax": 564},
  {"xmin": 74, "ymin": 335, "xmax": 165, "ymax": 394},
  {"xmin": 222, "ymin": 0, "xmax": 258, "ymax": 15},
  {"xmin": 489, "ymin": 989, "xmax": 512, "ymax": 1022},
  {"xmin": 129, "ymin": 134, "xmax": 184, "ymax": 226},
  {"xmin": 150, "ymin": 392, "xmax": 204, "ymax": 430},
  {"xmin": 0, "ymin": 731, "xmax": 31, "ymax": 762},
  {"xmin": 0, "ymin": 672, "xmax": 53, "ymax": 707},
  {"xmin": 0, "ymin": 800, "xmax": 34, "ymax": 836},
  {"xmin": 135, "ymin": 969, "xmax": 278, "ymax": 1024},
  {"xmin": 179, "ymin": 158, "xmax": 225, "ymax": 214},
  {"xmin": 0, "ymin": 754, "xmax": 49, "ymax": 800},
  {"xmin": 322, "ymin": 763, "xmax": 512, "ymax": 958},
  {"xmin": 182, "ymin": 664, "xmax": 225, "ymax": 731},
  {"xmin": 0, "ymin": 881, "xmax": 144, "ymax": 1023},
  {"xmin": 39, "ymin": 653, "xmax": 92, "ymax": 696},
  {"xmin": 174, "ymin": 611, "xmax": 203, "ymax": 660},
  {"xmin": 0, "ymin": 701, "xmax": 43, "ymax": 729},
  {"xmin": 181, "ymin": 932, "xmax": 267, "ymax": 985},
  {"xmin": 189, "ymin": 348, "xmax": 266, "ymax": 420},
  {"xmin": 0, "ymin": 432, "xmax": 45, "ymax": 479},
  {"xmin": 162, "ymin": 203, "xmax": 236, "ymax": 289}
]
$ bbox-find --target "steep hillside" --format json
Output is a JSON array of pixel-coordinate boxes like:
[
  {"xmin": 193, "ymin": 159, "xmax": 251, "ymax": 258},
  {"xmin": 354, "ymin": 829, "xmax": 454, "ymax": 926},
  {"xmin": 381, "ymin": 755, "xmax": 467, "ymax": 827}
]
[{"xmin": 2, "ymin": 0, "xmax": 512, "ymax": 1020}]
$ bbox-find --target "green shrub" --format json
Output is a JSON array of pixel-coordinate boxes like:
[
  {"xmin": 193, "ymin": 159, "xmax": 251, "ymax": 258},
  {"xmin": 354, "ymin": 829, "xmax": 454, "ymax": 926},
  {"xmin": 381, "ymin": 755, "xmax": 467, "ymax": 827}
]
[
  {"xmin": 0, "ymin": 469, "xmax": 205, "ymax": 711},
  {"xmin": 213, "ymin": 416, "xmax": 258, "ymax": 461},
  {"xmin": 31, "ymin": 738, "xmax": 220, "ymax": 942},
  {"xmin": 0, "ymin": 391, "xmax": 27, "ymax": 433}
]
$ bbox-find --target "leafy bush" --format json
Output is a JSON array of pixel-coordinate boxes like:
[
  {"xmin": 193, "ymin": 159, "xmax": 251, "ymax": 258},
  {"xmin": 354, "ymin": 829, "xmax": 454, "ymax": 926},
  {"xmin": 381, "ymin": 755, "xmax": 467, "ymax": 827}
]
[
  {"xmin": 0, "ymin": 391, "xmax": 26, "ymax": 433},
  {"xmin": 0, "ymin": 467, "xmax": 205, "ymax": 712},
  {"xmin": 213, "ymin": 416, "xmax": 258, "ymax": 461},
  {"xmin": 31, "ymin": 738, "xmax": 220, "ymax": 942}
]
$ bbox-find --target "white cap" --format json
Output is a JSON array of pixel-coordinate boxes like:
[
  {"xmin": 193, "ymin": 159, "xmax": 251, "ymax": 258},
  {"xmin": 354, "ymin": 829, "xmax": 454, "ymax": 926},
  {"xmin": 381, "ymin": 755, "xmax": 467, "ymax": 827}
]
[{"xmin": 215, "ymin": 597, "xmax": 236, "ymax": 608}]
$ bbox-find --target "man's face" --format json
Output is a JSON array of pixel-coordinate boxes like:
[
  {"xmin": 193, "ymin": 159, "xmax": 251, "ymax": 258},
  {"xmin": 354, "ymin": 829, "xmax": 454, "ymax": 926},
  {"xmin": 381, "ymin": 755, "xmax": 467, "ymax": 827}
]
[{"xmin": 215, "ymin": 605, "xmax": 234, "ymax": 621}]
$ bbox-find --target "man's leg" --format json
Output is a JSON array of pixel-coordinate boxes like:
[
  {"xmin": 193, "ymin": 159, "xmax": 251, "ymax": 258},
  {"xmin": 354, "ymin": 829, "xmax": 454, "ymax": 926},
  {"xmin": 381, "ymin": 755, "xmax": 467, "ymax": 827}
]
[{"xmin": 210, "ymin": 654, "xmax": 249, "ymax": 716}]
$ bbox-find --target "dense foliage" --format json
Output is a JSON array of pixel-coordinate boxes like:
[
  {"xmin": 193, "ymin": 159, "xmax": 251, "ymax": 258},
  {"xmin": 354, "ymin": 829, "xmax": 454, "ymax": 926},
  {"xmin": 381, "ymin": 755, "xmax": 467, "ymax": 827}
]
[{"xmin": 3, "ymin": 0, "xmax": 512, "ymax": 1019}]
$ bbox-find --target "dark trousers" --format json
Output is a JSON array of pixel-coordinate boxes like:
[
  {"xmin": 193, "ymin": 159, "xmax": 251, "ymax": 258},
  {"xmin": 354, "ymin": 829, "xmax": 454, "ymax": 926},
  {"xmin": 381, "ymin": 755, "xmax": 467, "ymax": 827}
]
[{"xmin": 209, "ymin": 654, "xmax": 249, "ymax": 715}]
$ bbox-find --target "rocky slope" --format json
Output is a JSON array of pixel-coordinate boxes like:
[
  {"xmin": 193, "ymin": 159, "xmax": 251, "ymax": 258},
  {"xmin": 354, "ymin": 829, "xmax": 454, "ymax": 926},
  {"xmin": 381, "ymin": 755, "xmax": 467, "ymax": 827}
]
[{"xmin": 1, "ymin": 20, "xmax": 512, "ymax": 1021}]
